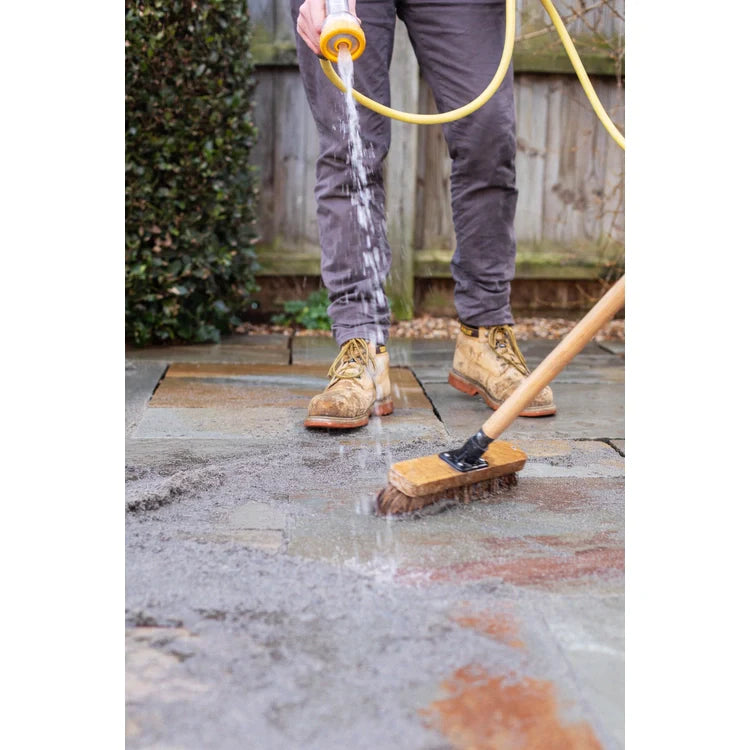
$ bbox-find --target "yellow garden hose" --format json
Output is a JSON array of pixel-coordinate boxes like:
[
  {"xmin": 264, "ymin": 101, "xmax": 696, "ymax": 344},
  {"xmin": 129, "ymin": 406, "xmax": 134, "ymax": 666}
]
[
  {"xmin": 318, "ymin": 0, "xmax": 624, "ymax": 150},
  {"xmin": 538, "ymin": 0, "xmax": 624, "ymax": 150},
  {"xmin": 319, "ymin": 0, "xmax": 515, "ymax": 126}
]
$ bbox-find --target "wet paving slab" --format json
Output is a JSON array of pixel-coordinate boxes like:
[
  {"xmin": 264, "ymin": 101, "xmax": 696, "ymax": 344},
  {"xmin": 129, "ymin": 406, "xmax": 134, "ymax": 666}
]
[
  {"xmin": 131, "ymin": 362, "xmax": 444, "ymax": 445},
  {"xmin": 126, "ymin": 333, "xmax": 291, "ymax": 365},
  {"xmin": 290, "ymin": 336, "xmax": 624, "ymax": 441},
  {"xmin": 427, "ymin": 381, "xmax": 624, "ymax": 442},
  {"xmin": 391, "ymin": 338, "xmax": 624, "ymax": 388},
  {"xmin": 125, "ymin": 335, "xmax": 625, "ymax": 749},
  {"xmin": 125, "ymin": 359, "xmax": 168, "ymax": 437},
  {"xmin": 283, "ymin": 476, "xmax": 623, "ymax": 594}
]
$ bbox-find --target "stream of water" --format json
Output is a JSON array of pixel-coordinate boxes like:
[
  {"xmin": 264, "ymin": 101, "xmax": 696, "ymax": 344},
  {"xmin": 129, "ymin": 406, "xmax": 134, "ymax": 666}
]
[
  {"xmin": 337, "ymin": 48, "xmax": 394, "ymax": 512},
  {"xmin": 337, "ymin": 48, "xmax": 389, "ymax": 319}
]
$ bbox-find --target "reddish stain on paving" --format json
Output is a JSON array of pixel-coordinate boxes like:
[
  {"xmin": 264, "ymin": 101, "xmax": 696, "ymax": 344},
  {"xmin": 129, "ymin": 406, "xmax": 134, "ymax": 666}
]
[
  {"xmin": 398, "ymin": 547, "xmax": 624, "ymax": 586},
  {"xmin": 479, "ymin": 531, "xmax": 618, "ymax": 554},
  {"xmin": 477, "ymin": 536, "xmax": 537, "ymax": 554},
  {"xmin": 526, "ymin": 531, "xmax": 618, "ymax": 548},
  {"xmin": 453, "ymin": 611, "xmax": 525, "ymax": 650},
  {"xmin": 515, "ymin": 479, "xmax": 623, "ymax": 512},
  {"xmin": 422, "ymin": 665, "xmax": 602, "ymax": 750}
]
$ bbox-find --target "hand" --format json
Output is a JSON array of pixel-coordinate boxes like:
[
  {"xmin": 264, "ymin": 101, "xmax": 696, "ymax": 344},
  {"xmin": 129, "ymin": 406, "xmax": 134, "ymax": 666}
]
[{"xmin": 296, "ymin": 0, "xmax": 358, "ymax": 58}]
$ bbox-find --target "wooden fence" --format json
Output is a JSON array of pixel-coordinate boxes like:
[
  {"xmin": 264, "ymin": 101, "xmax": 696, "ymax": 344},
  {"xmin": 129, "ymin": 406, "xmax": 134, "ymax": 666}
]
[{"xmin": 247, "ymin": 0, "xmax": 625, "ymax": 317}]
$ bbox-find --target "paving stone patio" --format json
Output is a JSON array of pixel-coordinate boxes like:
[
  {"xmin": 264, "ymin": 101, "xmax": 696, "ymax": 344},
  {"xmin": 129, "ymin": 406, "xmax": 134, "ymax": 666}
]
[{"xmin": 125, "ymin": 333, "xmax": 624, "ymax": 749}]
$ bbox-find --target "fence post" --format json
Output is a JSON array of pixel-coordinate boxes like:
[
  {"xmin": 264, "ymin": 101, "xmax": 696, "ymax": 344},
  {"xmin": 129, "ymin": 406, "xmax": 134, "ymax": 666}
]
[{"xmin": 384, "ymin": 19, "xmax": 419, "ymax": 320}]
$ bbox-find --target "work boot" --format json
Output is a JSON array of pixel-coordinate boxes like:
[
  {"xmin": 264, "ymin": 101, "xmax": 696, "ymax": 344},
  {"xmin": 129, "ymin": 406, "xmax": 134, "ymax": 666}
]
[
  {"xmin": 449, "ymin": 323, "xmax": 556, "ymax": 416},
  {"xmin": 304, "ymin": 338, "xmax": 393, "ymax": 429}
]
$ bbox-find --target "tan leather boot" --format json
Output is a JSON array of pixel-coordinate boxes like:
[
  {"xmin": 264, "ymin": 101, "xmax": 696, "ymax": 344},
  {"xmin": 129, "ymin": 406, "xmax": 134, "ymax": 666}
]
[
  {"xmin": 449, "ymin": 323, "xmax": 556, "ymax": 416},
  {"xmin": 304, "ymin": 338, "xmax": 393, "ymax": 429}
]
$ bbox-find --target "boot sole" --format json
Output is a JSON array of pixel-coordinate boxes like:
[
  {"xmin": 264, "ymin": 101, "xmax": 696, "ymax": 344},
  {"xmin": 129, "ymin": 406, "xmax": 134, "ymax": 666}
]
[
  {"xmin": 304, "ymin": 399, "xmax": 394, "ymax": 429},
  {"xmin": 448, "ymin": 369, "xmax": 557, "ymax": 417}
]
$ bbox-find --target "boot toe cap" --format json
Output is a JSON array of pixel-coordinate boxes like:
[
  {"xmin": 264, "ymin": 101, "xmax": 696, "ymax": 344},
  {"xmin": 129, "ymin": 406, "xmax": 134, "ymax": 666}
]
[{"xmin": 520, "ymin": 385, "xmax": 556, "ymax": 416}]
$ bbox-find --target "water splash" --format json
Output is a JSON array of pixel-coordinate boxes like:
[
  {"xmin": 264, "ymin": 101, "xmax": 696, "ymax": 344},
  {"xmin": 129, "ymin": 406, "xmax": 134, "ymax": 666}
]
[
  {"xmin": 336, "ymin": 48, "xmax": 389, "ymax": 319},
  {"xmin": 337, "ymin": 49, "xmax": 374, "ymax": 239},
  {"xmin": 337, "ymin": 48, "xmax": 391, "ymax": 476}
]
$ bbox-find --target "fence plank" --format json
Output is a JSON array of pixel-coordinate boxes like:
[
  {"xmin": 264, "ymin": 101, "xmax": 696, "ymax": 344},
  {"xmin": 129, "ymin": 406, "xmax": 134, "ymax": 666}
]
[
  {"xmin": 515, "ymin": 75, "xmax": 549, "ymax": 242},
  {"xmin": 272, "ymin": 71, "xmax": 318, "ymax": 251},
  {"xmin": 414, "ymin": 84, "xmax": 454, "ymax": 252},
  {"xmin": 248, "ymin": 0, "xmax": 625, "ymax": 301},
  {"xmin": 384, "ymin": 19, "xmax": 420, "ymax": 319}
]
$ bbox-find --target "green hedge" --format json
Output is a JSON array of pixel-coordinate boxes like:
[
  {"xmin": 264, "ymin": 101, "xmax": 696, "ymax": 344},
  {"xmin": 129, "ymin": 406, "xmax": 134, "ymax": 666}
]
[{"xmin": 126, "ymin": 0, "xmax": 258, "ymax": 345}]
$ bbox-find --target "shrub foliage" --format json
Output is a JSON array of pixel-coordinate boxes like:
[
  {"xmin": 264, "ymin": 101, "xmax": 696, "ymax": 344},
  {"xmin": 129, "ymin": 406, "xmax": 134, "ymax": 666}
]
[
  {"xmin": 126, "ymin": 0, "xmax": 258, "ymax": 345},
  {"xmin": 271, "ymin": 289, "xmax": 332, "ymax": 331}
]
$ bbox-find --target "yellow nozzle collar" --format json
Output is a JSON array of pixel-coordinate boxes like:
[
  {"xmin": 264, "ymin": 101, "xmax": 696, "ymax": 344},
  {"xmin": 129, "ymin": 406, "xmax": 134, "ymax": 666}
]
[{"xmin": 320, "ymin": 15, "xmax": 366, "ymax": 62}]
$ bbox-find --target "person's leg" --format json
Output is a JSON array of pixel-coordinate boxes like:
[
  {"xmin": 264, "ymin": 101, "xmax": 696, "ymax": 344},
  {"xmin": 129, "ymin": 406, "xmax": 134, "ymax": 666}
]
[
  {"xmin": 291, "ymin": 0, "xmax": 397, "ymax": 347},
  {"xmin": 291, "ymin": 0, "xmax": 397, "ymax": 428},
  {"xmin": 398, "ymin": 0, "xmax": 517, "ymax": 326},
  {"xmin": 400, "ymin": 0, "xmax": 555, "ymax": 415}
]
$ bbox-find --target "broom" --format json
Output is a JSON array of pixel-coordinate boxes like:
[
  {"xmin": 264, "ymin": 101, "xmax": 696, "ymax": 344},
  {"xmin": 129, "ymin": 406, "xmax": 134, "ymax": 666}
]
[{"xmin": 375, "ymin": 275, "xmax": 625, "ymax": 516}]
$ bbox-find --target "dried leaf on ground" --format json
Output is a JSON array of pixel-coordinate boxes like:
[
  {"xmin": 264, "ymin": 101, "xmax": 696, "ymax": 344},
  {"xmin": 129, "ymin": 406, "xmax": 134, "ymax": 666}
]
[{"xmin": 236, "ymin": 316, "xmax": 625, "ymax": 342}]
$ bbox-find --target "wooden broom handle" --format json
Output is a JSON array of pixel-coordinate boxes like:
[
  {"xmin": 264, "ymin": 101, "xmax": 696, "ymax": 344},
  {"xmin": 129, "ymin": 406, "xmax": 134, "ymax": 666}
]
[{"xmin": 481, "ymin": 274, "xmax": 625, "ymax": 441}]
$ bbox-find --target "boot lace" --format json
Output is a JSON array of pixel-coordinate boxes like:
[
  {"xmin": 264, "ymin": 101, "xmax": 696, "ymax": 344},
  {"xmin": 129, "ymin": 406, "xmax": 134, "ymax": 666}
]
[
  {"xmin": 327, "ymin": 338, "xmax": 374, "ymax": 385},
  {"xmin": 488, "ymin": 325, "xmax": 530, "ymax": 374}
]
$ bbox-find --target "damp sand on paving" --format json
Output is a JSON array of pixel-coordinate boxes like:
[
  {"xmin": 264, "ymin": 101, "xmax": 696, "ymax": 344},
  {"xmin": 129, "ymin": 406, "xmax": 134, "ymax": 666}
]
[{"xmin": 125, "ymin": 333, "xmax": 624, "ymax": 749}]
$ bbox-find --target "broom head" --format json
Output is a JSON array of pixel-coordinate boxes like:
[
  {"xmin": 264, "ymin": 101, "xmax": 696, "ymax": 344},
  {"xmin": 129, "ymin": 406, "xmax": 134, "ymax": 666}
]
[{"xmin": 376, "ymin": 441, "xmax": 526, "ymax": 516}]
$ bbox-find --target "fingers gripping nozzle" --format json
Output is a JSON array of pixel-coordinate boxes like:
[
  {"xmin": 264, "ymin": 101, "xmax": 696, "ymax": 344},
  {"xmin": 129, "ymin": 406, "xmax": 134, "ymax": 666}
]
[{"xmin": 321, "ymin": 0, "xmax": 366, "ymax": 62}]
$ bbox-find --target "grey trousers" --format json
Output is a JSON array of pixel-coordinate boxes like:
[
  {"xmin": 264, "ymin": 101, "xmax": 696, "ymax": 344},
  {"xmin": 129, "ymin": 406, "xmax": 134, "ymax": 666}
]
[{"xmin": 291, "ymin": 0, "xmax": 518, "ymax": 346}]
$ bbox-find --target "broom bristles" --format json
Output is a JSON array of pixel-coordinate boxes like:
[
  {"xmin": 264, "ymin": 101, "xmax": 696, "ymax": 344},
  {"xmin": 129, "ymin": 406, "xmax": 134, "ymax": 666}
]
[{"xmin": 375, "ymin": 472, "xmax": 518, "ymax": 517}]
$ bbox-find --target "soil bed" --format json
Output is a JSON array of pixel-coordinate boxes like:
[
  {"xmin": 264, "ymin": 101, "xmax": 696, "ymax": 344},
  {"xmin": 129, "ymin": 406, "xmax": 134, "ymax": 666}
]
[{"xmin": 236, "ymin": 315, "xmax": 625, "ymax": 342}]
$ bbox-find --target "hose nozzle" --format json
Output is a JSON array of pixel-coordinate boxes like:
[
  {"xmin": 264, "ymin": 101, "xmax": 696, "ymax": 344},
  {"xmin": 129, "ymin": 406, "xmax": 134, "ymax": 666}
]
[{"xmin": 320, "ymin": 0, "xmax": 366, "ymax": 63}]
